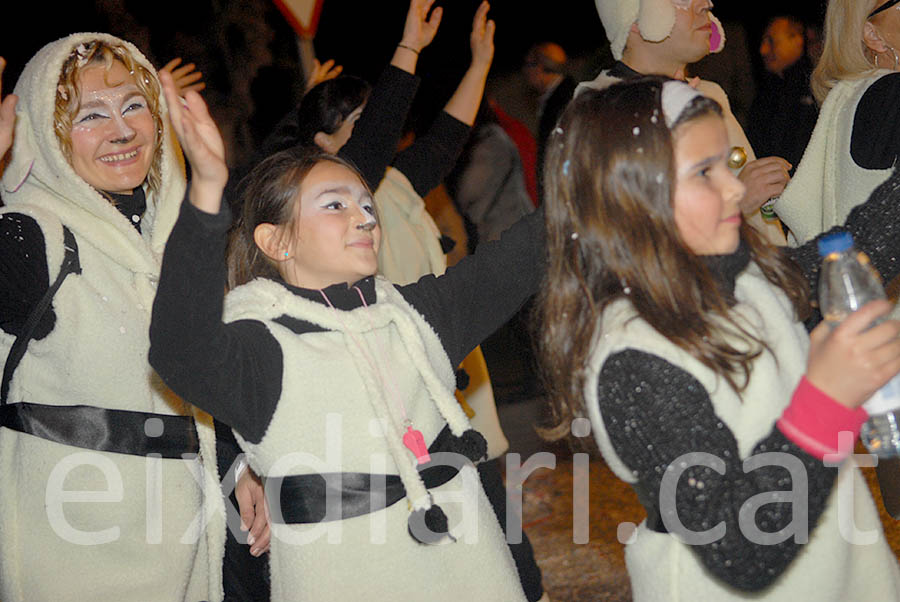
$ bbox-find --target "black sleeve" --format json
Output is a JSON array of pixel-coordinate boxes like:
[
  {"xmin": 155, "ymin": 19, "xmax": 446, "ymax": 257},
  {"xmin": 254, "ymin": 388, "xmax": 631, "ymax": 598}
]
[
  {"xmin": 392, "ymin": 111, "xmax": 471, "ymax": 197},
  {"xmin": 597, "ymin": 349, "xmax": 838, "ymax": 591},
  {"xmin": 148, "ymin": 197, "xmax": 283, "ymax": 443},
  {"xmin": 0, "ymin": 213, "xmax": 54, "ymax": 339},
  {"xmin": 785, "ymin": 164, "xmax": 900, "ymax": 329},
  {"xmin": 398, "ymin": 207, "xmax": 545, "ymax": 368},
  {"xmin": 851, "ymin": 73, "xmax": 900, "ymax": 169},
  {"xmin": 338, "ymin": 66, "xmax": 420, "ymax": 190}
]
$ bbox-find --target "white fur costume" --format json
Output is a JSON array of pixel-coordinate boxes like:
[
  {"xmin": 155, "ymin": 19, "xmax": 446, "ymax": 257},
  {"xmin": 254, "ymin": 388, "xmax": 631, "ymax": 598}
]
[
  {"xmin": 585, "ymin": 262, "xmax": 900, "ymax": 601},
  {"xmin": 0, "ymin": 33, "xmax": 224, "ymax": 602},
  {"xmin": 223, "ymin": 276, "xmax": 525, "ymax": 601}
]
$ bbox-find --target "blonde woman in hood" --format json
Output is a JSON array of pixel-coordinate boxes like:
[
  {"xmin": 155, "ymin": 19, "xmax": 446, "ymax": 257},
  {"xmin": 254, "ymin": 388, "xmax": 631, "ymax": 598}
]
[{"xmin": 0, "ymin": 34, "xmax": 264, "ymax": 602}]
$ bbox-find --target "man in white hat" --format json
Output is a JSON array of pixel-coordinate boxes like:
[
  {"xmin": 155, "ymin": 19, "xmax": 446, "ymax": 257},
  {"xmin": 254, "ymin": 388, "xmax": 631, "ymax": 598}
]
[{"xmin": 581, "ymin": 0, "xmax": 790, "ymax": 244}]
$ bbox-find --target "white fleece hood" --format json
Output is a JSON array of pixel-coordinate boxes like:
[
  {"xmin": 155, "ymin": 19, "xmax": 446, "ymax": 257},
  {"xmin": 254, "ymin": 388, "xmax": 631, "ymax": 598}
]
[{"xmin": 1, "ymin": 32, "xmax": 185, "ymax": 287}]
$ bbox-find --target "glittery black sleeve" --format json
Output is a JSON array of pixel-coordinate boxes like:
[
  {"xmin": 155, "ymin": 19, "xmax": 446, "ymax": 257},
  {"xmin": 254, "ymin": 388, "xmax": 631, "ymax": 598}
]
[
  {"xmin": 785, "ymin": 164, "xmax": 900, "ymax": 330},
  {"xmin": 597, "ymin": 349, "xmax": 838, "ymax": 591},
  {"xmin": 0, "ymin": 213, "xmax": 54, "ymax": 339}
]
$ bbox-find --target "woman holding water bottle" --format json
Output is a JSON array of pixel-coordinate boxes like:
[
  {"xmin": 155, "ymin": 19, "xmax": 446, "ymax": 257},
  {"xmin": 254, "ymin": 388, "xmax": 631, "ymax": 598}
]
[{"xmin": 538, "ymin": 77, "xmax": 900, "ymax": 600}]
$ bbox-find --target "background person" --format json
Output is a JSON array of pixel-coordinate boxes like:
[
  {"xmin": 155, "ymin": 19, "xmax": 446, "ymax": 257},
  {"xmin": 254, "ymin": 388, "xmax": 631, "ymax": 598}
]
[
  {"xmin": 774, "ymin": 0, "xmax": 900, "ymax": 245},
  {"xmin": 746, "ymin": 14, "xmax": 818, "ymax": 172},
  {"xmin": 582, "ymin": 0, "xmax": 790, "ymax": 245}
]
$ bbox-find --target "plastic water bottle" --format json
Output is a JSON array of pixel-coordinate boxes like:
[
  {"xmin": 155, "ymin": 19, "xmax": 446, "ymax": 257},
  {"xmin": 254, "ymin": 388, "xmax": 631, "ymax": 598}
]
[{"xmin": 818, "ymin": 231, "xmax": 900, "ymax": 457}]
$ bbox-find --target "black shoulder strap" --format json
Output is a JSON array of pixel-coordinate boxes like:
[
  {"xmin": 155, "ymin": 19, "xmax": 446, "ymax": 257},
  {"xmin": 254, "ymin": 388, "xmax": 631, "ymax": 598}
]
[{"xmin": 1, "ymin": 226, "xmax": 81, "ymax": 405}]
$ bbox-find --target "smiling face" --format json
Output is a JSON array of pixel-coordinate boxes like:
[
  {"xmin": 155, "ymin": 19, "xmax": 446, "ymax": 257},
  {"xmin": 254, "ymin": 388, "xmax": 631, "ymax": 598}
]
[
  {"xmin": 68, "ymin": 60, "xmax": 156, "ymax": 195},
  {"xmin": 280, "ymin": 160, "xmax": 380, "ymax": 289},
  {"xmin": 671, "ymin": 113, "xmax": 746, "ymax": 255}
]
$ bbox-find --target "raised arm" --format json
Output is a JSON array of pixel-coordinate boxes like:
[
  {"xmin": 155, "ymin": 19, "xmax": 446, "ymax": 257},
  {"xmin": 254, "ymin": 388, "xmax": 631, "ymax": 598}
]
[
  {"xmin": 161, "ymin": 70, "xmax": 227, "ymax": 213},
  {"xmin": 151, "ymin": 72, "xmax": 282, "ymax": 442},
  {"xmin": 442, "ymin": 1, "xmax": 494, "ymax": 126},
  {"xmin": 304, "ymin": 58, "xmax": 343, "ymax": 93},
  {"xmin": 399, "ymin": 206, "xmax": 544, "ymax": 368},
  {"xmin": 785, "ymin": 164, "xmax": 900, "ymax": 330},
  {"xmin": 159, "ymin": 57, "xmax": 206, "ymax": 96},
  {"xmin": 392, "ymin": 1, "xmax": 495, "ymax": 195},
  {"xmin": 390, "ymin": 0, "xmax": 442, "ymax": 74}
]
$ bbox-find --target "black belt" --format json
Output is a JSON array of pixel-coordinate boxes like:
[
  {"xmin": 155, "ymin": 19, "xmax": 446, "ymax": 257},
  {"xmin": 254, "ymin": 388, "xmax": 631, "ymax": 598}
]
[
  {"xmin": 645, "ymin": 510, "xmax": 669, "ymax": 534},
  {"xmin": 268, "ymin": 425, "xmax": 464, "ymax": 524},
  {"xmin": 0, "ymin": 402, "xmax": 199, "ymax": 458},
  {"xmin": 0, "ymin": 227, "xmax": 197, "ymax": 459}
]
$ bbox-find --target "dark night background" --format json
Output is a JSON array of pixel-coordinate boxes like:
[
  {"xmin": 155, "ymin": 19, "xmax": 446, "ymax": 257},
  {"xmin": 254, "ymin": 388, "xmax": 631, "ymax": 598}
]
[{"xmin": 3, "ymin": 0, "xmax": 829, "ymax": 166}]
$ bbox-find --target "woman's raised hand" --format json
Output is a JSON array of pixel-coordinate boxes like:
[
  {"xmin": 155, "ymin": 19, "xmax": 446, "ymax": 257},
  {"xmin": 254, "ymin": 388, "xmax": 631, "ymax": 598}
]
[
  {"xmin": 160, "ymin": 69, "xmax": 227, "ymax": 214},
  {"xmin": 305, "ymin": 58, "xmax": 343, "ymax": 93},
  {"xmin": 399, "ymin": 0, "xmax": 443, "ymax": 55},
  {"xmin": 0, "ymin": 57, "xmax": 18, "ymax": 164},
  {"xmin": 469, "ymin": 1, "xmax": 495, "ymax": 70},
  {"xmin": 160, "ymin": 57, "xmax": 206, "ymax": 96},
  {"xmin": 807, "ymin": 300, "xmax": 900, "ymax": 408}
]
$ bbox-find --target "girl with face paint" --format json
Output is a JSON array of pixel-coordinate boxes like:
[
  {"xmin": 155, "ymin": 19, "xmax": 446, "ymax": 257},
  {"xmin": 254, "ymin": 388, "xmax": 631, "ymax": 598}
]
[
  {"xmin": 149, "ymin": 37, "xmax": 549, "ymax": 596},
  {"xmin": 539, "ymin": 76, "xmax": 900, "ymax": 601}
]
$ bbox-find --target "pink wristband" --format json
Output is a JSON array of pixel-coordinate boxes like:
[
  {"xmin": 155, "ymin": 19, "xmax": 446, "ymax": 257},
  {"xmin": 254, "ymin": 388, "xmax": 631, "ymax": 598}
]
[{"xmin": 777, "ymin": 377, "xmax": 868, "ymax": 460}]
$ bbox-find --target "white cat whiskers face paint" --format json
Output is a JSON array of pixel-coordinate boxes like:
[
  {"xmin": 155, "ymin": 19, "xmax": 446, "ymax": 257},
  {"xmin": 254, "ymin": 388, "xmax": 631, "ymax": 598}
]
[{"xmin": 68, "ymin": 60, "xmax": 156, "ymax": 195}]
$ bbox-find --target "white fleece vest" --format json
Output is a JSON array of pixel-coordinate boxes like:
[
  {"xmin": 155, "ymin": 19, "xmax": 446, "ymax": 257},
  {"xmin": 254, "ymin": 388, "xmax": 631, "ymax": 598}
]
[
  {"xmin": 584, "ymin": 263, "xmax": 900, "ymax": 601},
  {"xmin": 223, "ymin": 277, "xmax": 526, "ymax": 601},
  {"xmin": 0, "ymin": 33, "xmax": 223, "ymax": 602},
  {"xmin": 775, "ymin": 72, "xmax": 894, "ymax": 246}
]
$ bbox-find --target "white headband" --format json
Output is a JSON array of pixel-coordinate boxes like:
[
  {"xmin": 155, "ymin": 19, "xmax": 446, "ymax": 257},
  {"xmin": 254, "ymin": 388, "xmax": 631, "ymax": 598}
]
[{"xmin": 661, "ymin": 80, "xmax": 703, "ymax": 128}]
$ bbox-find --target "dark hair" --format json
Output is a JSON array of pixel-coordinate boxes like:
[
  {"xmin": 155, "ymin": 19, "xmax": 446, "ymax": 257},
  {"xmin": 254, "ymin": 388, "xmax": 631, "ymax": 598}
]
[
  {"xmin": 262, "ymin": 75, "xmax": 371, "ymax": 156},
  {"xmin": 537, "ymin": 77, "xmax": 810, "ymax": 441},
  {"xmin": 227, "ymin": 146, "xmax": 366, "ymax": 289}
]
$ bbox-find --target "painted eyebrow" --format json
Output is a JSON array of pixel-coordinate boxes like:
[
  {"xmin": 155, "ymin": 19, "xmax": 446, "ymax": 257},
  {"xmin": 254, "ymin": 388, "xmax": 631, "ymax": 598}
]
[
  {"xmin": 77, "ymin": 90, "xmax": 144, "ymax": 112},
  {"xmin": 315, "ymin": 185, "xmax": 355, "ymax": 199},
  {"xmin": 315, "ymin": 185, "xmax": 373, "ymax": 201}
]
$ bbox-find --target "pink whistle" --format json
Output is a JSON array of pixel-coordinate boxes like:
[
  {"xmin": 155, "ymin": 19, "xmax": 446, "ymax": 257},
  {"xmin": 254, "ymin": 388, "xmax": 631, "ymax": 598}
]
[{"xmin": 403, "ymin": 426, "xmax": 431, "ymax": 464}]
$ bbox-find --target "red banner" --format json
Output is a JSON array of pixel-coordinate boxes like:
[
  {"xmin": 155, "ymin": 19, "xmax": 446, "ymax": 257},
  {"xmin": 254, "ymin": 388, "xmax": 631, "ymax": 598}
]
[{"xmin": 272, "ymin": 0, "xmax": 324, "ymax": 38}]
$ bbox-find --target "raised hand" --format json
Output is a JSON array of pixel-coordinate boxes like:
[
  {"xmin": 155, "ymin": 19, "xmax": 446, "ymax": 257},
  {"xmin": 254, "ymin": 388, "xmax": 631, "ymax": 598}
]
[
  {"xmin": 399, "ymin": 0, "xmax": 443, "ymax": 54},
  {"xmin": 738, "ymin": 156, "xmax": 791, "ymax": 214},
  {"xmin": 305, "ymin": 58, "xmax": 343, "ymax": 93},
  {"xmin": 807, "ymin": 300, "xmax": 900, "ymax": 408},
  {"xmin": 160, "ymin": 57, "xmax": 206, "ymax": 97},
  {"xmin": 0, "ymin": 57, "xmax": 18, "ymax": 164},
  {"xmin": 442, "ymin": 2, "xmax": 495, "ymax": 126},
  {"xmin": 160, "ymin": 69, "xmax": 227, "ymax": 213},
  {"xmin": 469, "ymin": 1, "xmax": 495, "ymax": 69}
]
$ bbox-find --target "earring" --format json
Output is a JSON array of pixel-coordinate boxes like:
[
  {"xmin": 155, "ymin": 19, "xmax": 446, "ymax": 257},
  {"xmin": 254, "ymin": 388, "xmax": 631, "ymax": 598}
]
[
  {"xmin": 891, "ymin": 45, "xmax": 899, "ymax": 70},
  {"xmin": 283, "ymin": 251, "xmax": 289, "ymax": 258}
]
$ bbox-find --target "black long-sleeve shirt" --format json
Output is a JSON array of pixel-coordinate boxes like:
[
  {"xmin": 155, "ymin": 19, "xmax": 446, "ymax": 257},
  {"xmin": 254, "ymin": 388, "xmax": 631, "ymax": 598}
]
[
  {"xmin": 259, "ymin": 65, "xmax": 470, "ymax": 199},
  {"xmin": 0, "ymin": 188, "xmax": 146, "ymax": 339},
  {"xmin": 149, "ymin": 197, "xmax": 545, "ymax": 444}
]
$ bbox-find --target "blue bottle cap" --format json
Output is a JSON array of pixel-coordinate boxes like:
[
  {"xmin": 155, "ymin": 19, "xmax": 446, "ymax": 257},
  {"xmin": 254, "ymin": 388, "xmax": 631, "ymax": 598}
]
[{"xmin": 817, "ymin": 231, "xmax": 854, "ymax": 256}]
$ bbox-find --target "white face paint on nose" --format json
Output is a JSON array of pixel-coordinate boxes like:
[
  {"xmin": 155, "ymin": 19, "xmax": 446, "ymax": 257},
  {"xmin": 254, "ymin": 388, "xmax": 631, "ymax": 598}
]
[{"xmin": 109, "ymin": 112, "xmax": 136, "ymax": 141}]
